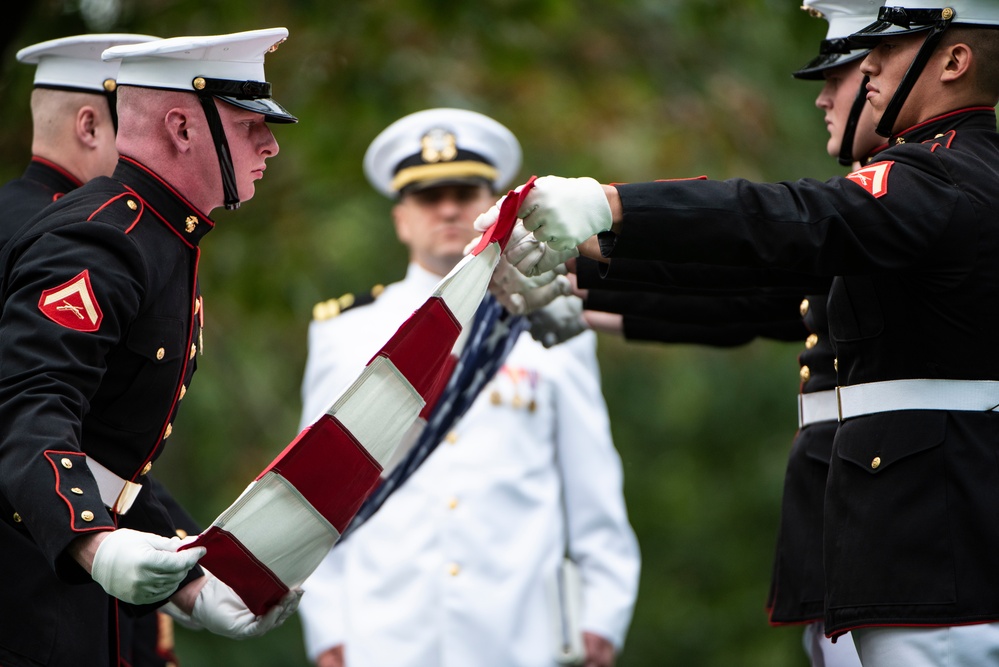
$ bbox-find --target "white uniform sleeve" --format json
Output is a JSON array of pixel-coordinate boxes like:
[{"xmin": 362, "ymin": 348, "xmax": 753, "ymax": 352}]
[
  {"xmin": 298, "ymin": 546, "xmax": 349, "ymax": 662},
  {"xmin": 550, "ymin": 330, "xmax": 641, "ymax": 649},
  {"xmin": 296, "ymin": 315, "xmax": 359, "ymax": 662}
]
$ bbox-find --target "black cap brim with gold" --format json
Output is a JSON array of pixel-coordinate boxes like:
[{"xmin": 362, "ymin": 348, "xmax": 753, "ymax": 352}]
[{"xmin": 364, "ymin": 108, "xmax": 522, "ymax": 199}]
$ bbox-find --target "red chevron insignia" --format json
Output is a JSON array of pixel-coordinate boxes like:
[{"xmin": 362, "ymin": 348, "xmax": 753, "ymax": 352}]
[
  {"xmin": 38, "ymin": 270, "xmax": 103, "ymax": 332},
  {"xmin": 846, "ymin": 161, "xmax": 893, "ymax": 198}
]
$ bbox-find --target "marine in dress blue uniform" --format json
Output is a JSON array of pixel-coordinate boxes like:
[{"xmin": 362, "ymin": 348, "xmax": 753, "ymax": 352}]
[{"xmin": 0, "ymin": 28, "xmax": 298, "ymax": 667}]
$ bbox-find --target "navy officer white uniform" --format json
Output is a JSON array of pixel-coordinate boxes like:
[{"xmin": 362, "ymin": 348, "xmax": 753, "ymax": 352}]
[
  {"xmin": 0, "ymin": 28, "xmax": 301, "ymax": 667},
  {"xmin": 297, "ymin": 108, "xmax": 641, "ymax": 667}
]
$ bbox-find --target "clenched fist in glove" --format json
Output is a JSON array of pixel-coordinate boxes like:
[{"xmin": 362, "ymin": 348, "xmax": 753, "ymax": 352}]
[
  {"xmin": 490, "ymin": 256, "xmax": 573, "ymax": 315},
  {"xmin": 502, "ymin": 220, "xmax": 580, "ymax": 277},
  {"xmin": 527, "ymin": 295, "xmax": 588, "ymax": 348},
  {"xmin": 90, "ymin": 528, "xmax": 205, "ymax": 605},
  {"xmin": 167, "ymin": 571, "xmax": 303, "ymax": 639},
  {"xmin": 517, "ymin": 175, "xmax": 612, "ymax": 251}
]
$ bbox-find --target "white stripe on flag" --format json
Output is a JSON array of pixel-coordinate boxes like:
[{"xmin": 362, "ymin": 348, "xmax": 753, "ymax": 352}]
[
  {"xmin": 212, "ymin": 472, "xmax": 339, "ymax": 588},
  {"xmin": 433, "ymin": 244, "xmax": 500, "ymax": 325},
  {"xmin": 328, "ymin": 355, "xmax": 425, "ymax": 467}
]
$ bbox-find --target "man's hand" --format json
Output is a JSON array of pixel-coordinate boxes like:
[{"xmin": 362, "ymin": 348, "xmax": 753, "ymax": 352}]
[
  {"xmin": 170, "ymin": 571, "xmax": 303, "ymax": 639},
  {"xmin": 518, "ymin": 176, "xmax": 612, "ymax": 251},
  {"xmin": 316, "ymin": 644, "xmax": 345, "ymax": 667},
  {"xmin": 88, "ymin": 528, "xmax": 205, "ymax": 605},
  {"xmin": 527, "ymin": 295, "xmax": 588, "ymax": 348},
  {"xmin": 504, "ymin": 221, "xmax": 579, "ymax": 277},
  {"xmin": 583, "ymin": 631, "xmax": 617, "ymax": 667},
  {"xmin": 490, "ymin": 256, "xmax": 572, "ymax": 315}
]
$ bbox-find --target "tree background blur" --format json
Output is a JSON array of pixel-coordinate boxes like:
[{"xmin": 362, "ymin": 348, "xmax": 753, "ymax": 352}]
[{"xmin": 0, "ymin": 1, "xmax": 851, "ymax": 665}]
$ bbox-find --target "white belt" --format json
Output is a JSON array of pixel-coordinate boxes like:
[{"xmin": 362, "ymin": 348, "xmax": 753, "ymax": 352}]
[
  {"xmin": 798, "ymin": 390, "xmax": 839, "ymax": 428},
  {"xmin": 836, "ymin": 379, "xmax": 999, "ymax": 421},
  {"xmin": 86, "ymin": 456, "xmax": 143, "ymax": 515}
]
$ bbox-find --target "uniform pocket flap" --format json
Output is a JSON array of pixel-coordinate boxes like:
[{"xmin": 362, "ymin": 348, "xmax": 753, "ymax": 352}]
[
  {"xmin": 836, "ymin": 411, "xmax": 947, "ymax": 474},
  {"xmin": 126, "ymin": 317, "xmax": 185, "ymax": 363}
]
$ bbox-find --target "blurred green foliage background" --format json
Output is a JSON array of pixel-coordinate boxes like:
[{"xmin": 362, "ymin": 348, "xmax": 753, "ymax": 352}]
[{"xmin": 1, "ymin": 1, "xmax": 852, "ymax": 665}]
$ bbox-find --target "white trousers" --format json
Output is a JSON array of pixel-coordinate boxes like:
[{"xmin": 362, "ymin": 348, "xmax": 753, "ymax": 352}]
[
  {"xmin": 852, "ymin": 623, "xmax": 999, "ymax": 667},
  {"xmin": 803, "ymin": 622, "xmax": 862, "ymax": 667}
]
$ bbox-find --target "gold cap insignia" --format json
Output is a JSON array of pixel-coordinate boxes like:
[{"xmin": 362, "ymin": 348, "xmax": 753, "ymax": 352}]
[
  {"xmin": 941, "ymin": 7, "xmax": 954, "ymax": 20},
  {"xmin": 800, "ymin": 5, "xmax": 824, "ymax": 18},
  {"xmin": 421, "ymin": 129, "xmax": 458, "ymax": 163}
]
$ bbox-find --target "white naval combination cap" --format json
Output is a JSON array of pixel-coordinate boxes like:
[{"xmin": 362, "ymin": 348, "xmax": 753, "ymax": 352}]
[
  {"xmin": 102, "ymin": 27, "xmax": 296, "ymax": 123},
  {"xmin": 794, "ymin": 0, "xmax": 885, "ymax": 80},
  {"xmin": 16, "ymin": 33, "xmax": 159, "ymax": 94},
  {"xmin": 364, "ymin": 108, "xmax": 522, "ymax": 198}
]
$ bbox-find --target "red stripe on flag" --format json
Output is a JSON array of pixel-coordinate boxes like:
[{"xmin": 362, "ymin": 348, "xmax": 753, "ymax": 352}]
[
  {"xmin": 470, "ymin": 176, "xmax": 537, "ymax": 255},
  {"xmin": 186, "ymin": 526, "xmax": 289, "ymax": 616},
  {"xmin": 374, "ymin": 296, "xmax": 460, "ymax": 399},
  {"xmin": 419, "ymin": 353, "xmax": 458, "ymax": 419},
  {"xmin": 259, "ymin": 415, "xmax": 383, "ymax": 531}
]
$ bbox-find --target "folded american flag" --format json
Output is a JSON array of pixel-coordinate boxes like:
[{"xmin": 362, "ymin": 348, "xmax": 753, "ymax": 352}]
[{"xmin": 181, "ymin": 178, "xmax": 536, "ymax": 614}]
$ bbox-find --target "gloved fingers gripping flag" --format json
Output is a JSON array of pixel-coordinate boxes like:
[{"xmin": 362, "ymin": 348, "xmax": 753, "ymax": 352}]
[{"xmin": 180, "ymin": 177, "xmax": 537, "ymax": 615}]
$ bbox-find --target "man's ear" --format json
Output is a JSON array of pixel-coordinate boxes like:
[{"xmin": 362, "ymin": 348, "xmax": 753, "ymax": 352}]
[
  {"xmin": 940, "ymin": 41, "xmax": 973, "ymax": 83},
  {"xmin": 75, "ymin": 106, "xmax": 100, "ymax": 149},
  {"xmin": 164, "ymin": 108, "xmax": 193, "ymax": 153},
  {"xmin": 392, "ymin": 201, "xmax": 410, "ymax": 245}
]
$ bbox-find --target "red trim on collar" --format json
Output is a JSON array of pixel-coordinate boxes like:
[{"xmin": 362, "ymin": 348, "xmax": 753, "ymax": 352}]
[
  {"xmin": 117, "ymin": 155, "xmax": 215, "ymax": 228},
  {"xmin": 893, "ymin": 106, "xmax": 996, "ymax": 139},
  {"xmin": 30, "ymin": 156, "xmax": 83, "ymax": 188}
]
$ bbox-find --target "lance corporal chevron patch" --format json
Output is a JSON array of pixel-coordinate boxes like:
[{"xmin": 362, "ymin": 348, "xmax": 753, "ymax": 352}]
[
  {"xmin": 846, "ymin": 161, "xmax": 893, "ymax": 199},
  {"xmin": 38, "ymin": 269, "xmax": 103, "ymax": 332}
]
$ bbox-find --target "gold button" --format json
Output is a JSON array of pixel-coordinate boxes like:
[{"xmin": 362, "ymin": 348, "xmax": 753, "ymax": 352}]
[
  {"xmin": 800, "ymin": 366, "xmax": 811, "ymax": 382},
  {"xmin": 70, "ymin": 487, "xmax": 83, "ymax": 495},
  {"xmin": 190, "ymin": 344, "xmax": 197, "ymax": 359},
  {"xmin": 81, "ymin": 510, "xmax": 94, "ymax": 522},
  {"xmin": 490, "ymin": 390, "xmax": 502, "ymax": 405},
  {"xmin": 164, "ymin": 423, "xmax": 173, "ymax": 439},
  {"xmin": 871, "ymin": 456, "xmax": 881, "ymax": 470},
  {"xmin": 445, "ymin": 431, "xmax": 458, "ymax": 444},
  {"xmin": 61, "ymin": 458, "xmax": 73, "ymax": 469},
  {"xmin": 140, "ymin": 462, "xmax": 152, "ymax": 476},
  {"xmin": 12, "ymin": 512, "xmax": 21, "ymax": 523},
  {"xmin": 126, "ymin": 199, "xmax": 137, "ymax": 211},
  {"xmin": 179, "ymin": 385, "xmax": 187, "ymax": 400},
  {"xmin": 447, "ymin": 563, "xmax": 461, "ymax": 576},
  {"xmin": 156, "ymin": 347, "xmax": 166, "ymax": 360},
  {"xmin": 185, "ymin": 216, "xmax": 198, "ymax": 233},
  {"xmin": 941, "ymin": 7, "xmax": 953, "ymax": 20},
  {"xmin": 448, "ymin": 497, "xmax": 459, "ymax": 510},
  {"xmin": 103, "ymin": 78, "xmax": 117, "ymax": 93},
  {"xmin": 193, "ymin": 77, "xmax": 206, "ymax": 90},
  {"xmin": 175, "ymin": 528, "xmax": 188, "ymax": 539},
  {"xmin": 799, "ymin": 298, "xmax": 810, "ymax": 317},
  {"xmin": 834, "ymin": 358, "xmax": 838, "ymax": 372},
  {"xmin": 805, "ymin": 333, "xmax": 818, "ymax": 349}
]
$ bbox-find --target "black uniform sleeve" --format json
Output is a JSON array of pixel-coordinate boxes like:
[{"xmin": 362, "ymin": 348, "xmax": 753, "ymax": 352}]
[
  {"xmin": 0, "ymin": 219, "xmax": 146, "ymax": 580},
  {"xmin": 622, "ymin": 316, "xmax": 808, "ymax": 346},
  {"xmin": 609, "ymin": 148, "xmax": 962, "ymax": 276}
]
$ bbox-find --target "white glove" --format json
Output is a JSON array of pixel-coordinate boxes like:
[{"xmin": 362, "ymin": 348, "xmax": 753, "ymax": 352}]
[
  {"xmin": 518, "ymin": 175, "xmax": 612, "ymax": 251},
  {"xmin": 472, "ymin": 200, "xmax": 502, "ymax": 234},
  {"xmin": 528, "ymin": 295, "xmax": 588, "ymax": 348},
  {"xmin": 91, "ymin": 529, "xmax": 205, "ymax": 605},
  {"xmin": 504, "ymin": 221, "xmax": 579, "ymax": 277},
  {"xmin": 490, "ymin": 257, "xmax": 572, "ymax": 315},
  {"xmin": 184, "ymin": 572, "xmax": 303, "ymax": 639}
]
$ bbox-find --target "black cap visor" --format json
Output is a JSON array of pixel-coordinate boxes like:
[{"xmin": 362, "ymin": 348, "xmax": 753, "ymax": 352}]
[
  {"xmin": 848, "ymin": 7, "xmax": 951, "ymax": 48},
  {"xmin": 218, "ymin": 95, "xmax": 297, "ymax": 124},
  {"xmin": 793, "ymin": 47, "xmax": 870, "ymax": 80}
]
